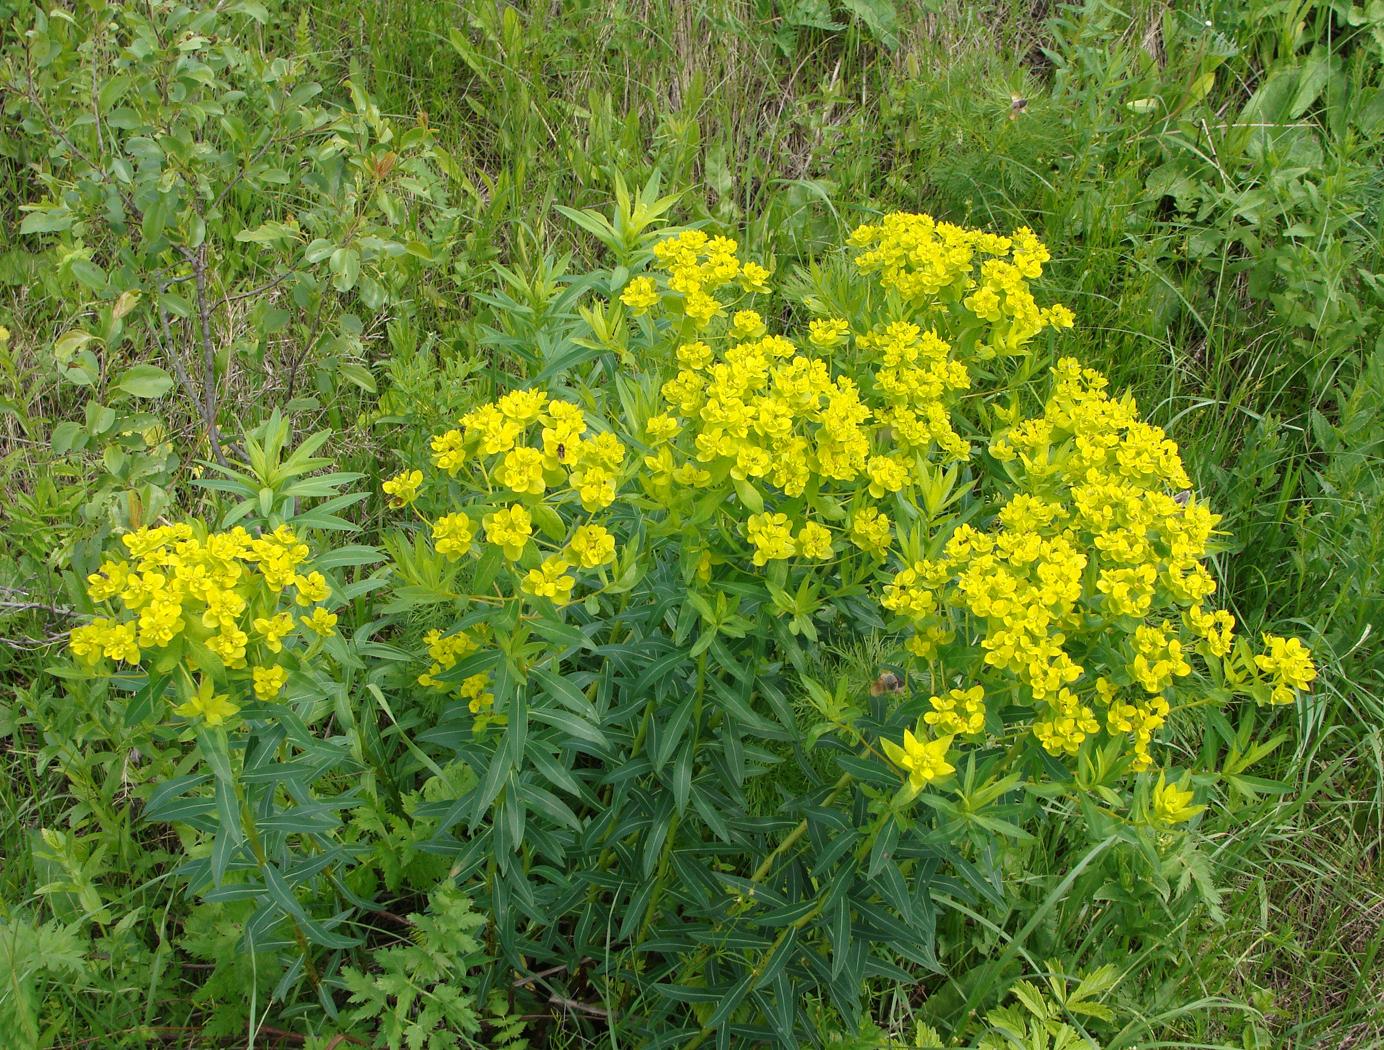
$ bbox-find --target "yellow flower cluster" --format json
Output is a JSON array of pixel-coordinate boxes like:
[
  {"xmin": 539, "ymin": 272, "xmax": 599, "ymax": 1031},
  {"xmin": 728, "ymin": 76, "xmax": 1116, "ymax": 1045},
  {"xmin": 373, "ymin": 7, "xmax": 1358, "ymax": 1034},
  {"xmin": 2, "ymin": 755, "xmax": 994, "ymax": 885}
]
[
  {"xmin": 430, "ymin": 391, "xmax": 626, "ymax": 521},
  {"xmin": 647, "ymin": 229, "xmax": 749, "ymax": 328},
  {"xmin": 1254, "ymin": 634, "xmax": 1317, "ymax": 705},
  {"xmin": 646, "ymin": 319, "xmax": 977, "ymax": 567},
  {"xmin": 432, "ymin": 512, "xmax": 474, "ymax": 559},
  {"xmin": 399, "ymin": 390, "xmax": 639, "ymax": 712},
  {"xmin": 849, "ymin": 213, "xmax": 1073, "ymax": 356},
  {"xmin": 70, "ymin": 523, "xmax": 336, "ymax": 727},
  {"xmin": 878, "ymin": 354, "xmax": 1316, "ymax": 772},
  {"xmin": 415, "ymin": 629, "xmax": 495, "ymax": 714},
  {"xmin": 383, "ymin": 469, "xmax": 423, "ymax": 508},
  {"xmin": 924, "ymin": 685, "xmax": 985, "ymax": 736},
  {"xmin": 522, "ymin": 556, "xmax": 576, "ymax": 606},
  {"xmin": 388, "ymin": 215, "xmax": 1320, "ymax": 775}
]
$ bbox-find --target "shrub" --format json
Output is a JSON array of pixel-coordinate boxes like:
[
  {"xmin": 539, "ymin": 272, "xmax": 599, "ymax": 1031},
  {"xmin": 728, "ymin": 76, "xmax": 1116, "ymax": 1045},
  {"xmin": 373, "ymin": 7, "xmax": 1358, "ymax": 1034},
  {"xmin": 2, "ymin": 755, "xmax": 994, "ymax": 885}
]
[{"xmin": 59, "ymin": 208, "xmax": 1316, "ymax": 1044}]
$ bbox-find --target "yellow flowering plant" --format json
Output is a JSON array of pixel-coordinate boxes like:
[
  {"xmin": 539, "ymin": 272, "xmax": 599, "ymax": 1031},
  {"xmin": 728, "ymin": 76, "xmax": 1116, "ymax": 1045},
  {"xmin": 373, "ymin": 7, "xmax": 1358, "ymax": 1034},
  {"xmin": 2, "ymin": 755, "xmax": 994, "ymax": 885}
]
[
  {"xmin": 58, "ymin": 413, "xmax": 385, "ymax": 975},
  {"xmin": 372, "ymin": 202, "xmax": 1317, "ymax": 1042},
  {"xmin": 56, "ymin": 193, "xmax": 1319, "ymax": 1042}
]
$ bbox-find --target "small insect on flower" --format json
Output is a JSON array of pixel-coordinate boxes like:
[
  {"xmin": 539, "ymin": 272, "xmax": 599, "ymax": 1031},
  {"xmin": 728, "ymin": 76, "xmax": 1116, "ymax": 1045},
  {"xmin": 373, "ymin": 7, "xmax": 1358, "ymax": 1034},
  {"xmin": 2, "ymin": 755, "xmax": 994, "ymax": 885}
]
[
  {"xmin": 382, "ymin": 469, "xmax": 423, "ymax": 508},
  {"xmin": 870, "ymin": 670, "xmax": 905, "ymax": 697},
  {"xmin": 1009, "ymin": 93, "xmax": 1028, "ymax": 120}
]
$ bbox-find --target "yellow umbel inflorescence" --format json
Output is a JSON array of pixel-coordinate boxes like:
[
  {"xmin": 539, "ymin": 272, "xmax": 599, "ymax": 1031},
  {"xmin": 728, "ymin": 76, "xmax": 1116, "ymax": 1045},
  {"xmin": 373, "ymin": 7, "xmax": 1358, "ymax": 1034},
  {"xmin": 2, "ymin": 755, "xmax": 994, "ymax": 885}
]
[
  {"xmin": 69, "ymin": 522, "xmax": 338, "ymax": 727},
  {"xmin": 70, "ymin": 215, "xmax": 1317, "ymax": 804},
  {"xmin": 389, "ymin": 216, "xmax": 1316, "ymax": 783}
]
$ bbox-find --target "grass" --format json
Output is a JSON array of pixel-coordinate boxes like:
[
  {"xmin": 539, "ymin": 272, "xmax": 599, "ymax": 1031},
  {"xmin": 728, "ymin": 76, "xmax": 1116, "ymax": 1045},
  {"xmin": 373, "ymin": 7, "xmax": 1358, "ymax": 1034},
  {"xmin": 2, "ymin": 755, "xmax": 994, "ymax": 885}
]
[{"xmin": 2, "ymin": 0, "xmax": 1381, "ymax": 1045}]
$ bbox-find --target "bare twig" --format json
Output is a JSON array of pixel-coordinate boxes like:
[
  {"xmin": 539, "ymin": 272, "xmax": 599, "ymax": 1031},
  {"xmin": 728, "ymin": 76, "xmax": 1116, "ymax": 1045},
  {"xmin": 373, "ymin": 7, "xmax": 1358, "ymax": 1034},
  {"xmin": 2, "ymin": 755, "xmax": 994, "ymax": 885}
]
[
  {"xmin": 0, "ymin": 589, "xmax": 77, "ymax": 619},
  {"xmin": 548, "ymin": 994, "xmax": 610, "ymax": 1019},
  {"xmin": 0, "ymin": 631, "xmax": 71, "ymax": 651},
  {"xmin": 220, "ymin": 269, "xmax": 292, "ymax": 308},
  {"xmin": 513, "ymin": 961, "xmax": 571, "ymax": 988},
  {"xmin": 151, "ymin": 280, "xmax": 207, "ymax": 429},
  {"xmin": 190, "ymin": 240, "xmax": 227, "ymax": 464}
]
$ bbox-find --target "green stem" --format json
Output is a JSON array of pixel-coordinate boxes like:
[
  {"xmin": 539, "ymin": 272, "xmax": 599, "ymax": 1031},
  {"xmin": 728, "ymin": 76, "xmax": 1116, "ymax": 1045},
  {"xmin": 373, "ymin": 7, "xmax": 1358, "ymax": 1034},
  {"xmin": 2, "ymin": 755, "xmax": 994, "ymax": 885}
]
[
  {"xmin": 681, "ymin": 793, "xmax": 884, "ymax": 1047},
  {"xmin": 671, "ymin": 769, "xmax": 853, "ymax": 995},
  {"xmin": 236, "ymin": 785, "xmax": 321, "ymax": 993},
  {"xmin": 633, "ymin": 651, "xmax": 707, "ymax": 943}
]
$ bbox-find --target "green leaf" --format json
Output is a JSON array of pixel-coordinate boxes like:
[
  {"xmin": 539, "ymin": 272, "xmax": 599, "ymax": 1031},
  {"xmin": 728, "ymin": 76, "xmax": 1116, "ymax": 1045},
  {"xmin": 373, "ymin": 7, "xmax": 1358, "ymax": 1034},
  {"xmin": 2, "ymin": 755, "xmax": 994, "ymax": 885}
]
[
  {"xmin": 68, "ymin": 258, "xmax": 107, "ymax": 293},
  {"xmin": 19, "ymin": 208, "xmax": 73, "ymax": 235},
  {"xmin": 53, "ymin": 330, "xmax": 98, "ymax": 364},
  {"xmin": 114, "ymin": 364, "xmax": 175, "ymax": 398},
  {"xmin": 339, "ymin": 362, "xmax": 376, "ymax": 393},
  {"xmin": 234, "ymin": 220, "xmax": 300, "ymax": 245},
  {"xmin": 51, "ymin": 421, "xmax": 86, "ymax": 454},
  {"xmin": 528, "ymin": 707, "xmax": 610, "ymax": 750},
  {"xmin": 653, "ymin": 690, "xmax": 696, "ymax": 771},
  {"xmin": 529, "ymin": 665, "xmax": 598, "ymax": 721},
  {"xmin": 330, "ymin": 247, "xmax": 361, "ymax": 292}
]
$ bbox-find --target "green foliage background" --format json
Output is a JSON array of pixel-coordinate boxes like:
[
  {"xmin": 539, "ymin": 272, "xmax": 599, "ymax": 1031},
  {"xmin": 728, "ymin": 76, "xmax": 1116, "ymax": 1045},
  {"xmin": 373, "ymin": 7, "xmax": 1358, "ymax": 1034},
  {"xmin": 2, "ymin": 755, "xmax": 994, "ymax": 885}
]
[{"xmin": 0, "ymin": 0, "xmax": 1380, "ymax": 1046}]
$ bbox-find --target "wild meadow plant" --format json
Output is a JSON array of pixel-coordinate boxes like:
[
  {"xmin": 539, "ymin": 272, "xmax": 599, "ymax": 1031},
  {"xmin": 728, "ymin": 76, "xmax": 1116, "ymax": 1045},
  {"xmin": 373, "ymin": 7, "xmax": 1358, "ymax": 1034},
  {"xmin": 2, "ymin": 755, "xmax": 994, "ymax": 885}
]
[{"xmin": 60, "ymin": 207, "xmax": 1318, "ymax": 1044}]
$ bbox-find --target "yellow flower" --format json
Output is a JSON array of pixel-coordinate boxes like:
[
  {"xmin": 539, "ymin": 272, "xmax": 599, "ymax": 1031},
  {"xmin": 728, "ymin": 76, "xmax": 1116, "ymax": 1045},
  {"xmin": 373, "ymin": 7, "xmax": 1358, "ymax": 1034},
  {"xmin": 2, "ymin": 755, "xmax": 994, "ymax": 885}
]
[
  {"xmin": 1044, "ymin": 303, "xmax": 1076, "ymax": 329},
  {"xmin": 173, "ymin": 678, "xmax": 240, "ymax": 728},
  {"xmin": 496, "ymin": 446, "xmax": 547, "ymax": 496},
  {"xmin": 731, "ymin": 309, "xmax": 766, "ymax": 338},
  {"xmin": 925, "ymin": 685, "xmax": 986, "ymax": 736},
  {"xmin": 866, "ymin": 455, "xmax": 909, "ymax": 498},
  {"xmin": 795, "ymin": 521, "xmax": 833, "ymax": 560},
  {"xmin": 645, "ymin": 414, "xmax": 681, "ymax": 442},
  {"xmin": 417, "ymin": 629, "xmax": 480, "ymax": 687},
  {"xmin": 849, "ymin": 507, "xmax": 892, "ymax": 555},
  {"xmin": 881, "ymin": 730, "xmax": 955, "ymax": 790},
  {"xmin": 430, "ymin": 429, "xmax": 467, "ymax": 475},
  {"xmin": 522, "ymin": 556, "xmax": 575, "ymax": 606},
  {"xmin": 676, "ymin": 341, "xmax": 714, "ymax": 370},
  {"xmin": 293, "ymin": 570, "xmax": 329, "ymax": 606},
  {"xmin": 746, "ymin": 512, "xmax": 795, "ymax": 566},
  {"xmin": 303, "ymin": 606, "xmax": 338, "ymax": 637},
  {"xmin": 207, "ymin": 624, "xmax": 249, "ymax": 668},
  {"xmin": 1254, "ymin": 634, "xmax": 1316, "ymax": 704},
  {"xmin": 460, "ymin": 672, "xmax": 494, "ymax": 714},
  {"xmin": 252, "ymin": 664, "xmax": 287, "ymax": 700},
  {"xmin": 432, "ymin": 512, "xmax": 475, "ymax": 559},
  {"xmin": 497, "ymin": 388, "xmax": 549, "ymax": 424},
  {"xmin": 808, "ymin": 317, "xmax": 849, "ymax": 348},
  {"xmin": 571, "ymin": 466, "xmax": 617, "ymax": 511},
  {"xmin": 69, "ymin": 620, "xmax": 108, "ymax": 663},
  {"xmin": 620, "ymin": 275, "xmax": 660, "ymax": 314},
  {"xmin": 1187, "ymin": 605, "xmax": 1235, "ymax": 657},
  {"xmin": 483, "ymin": 505, "xmax": 533, "ymax": 560},
  {"xmin": 86, "ymin": 560, "xmax": 131, "ymax": 602},
  {"xmin": 684, "ymin": 290, "xmax": 721, "ymax": 328},
  {"xmin": 1151, "ymin": 771, "xmax": 1204, "ymax": 825},
  {"xmin": 382, "ymin": 469, "xmax": 423, "ymax": 508},
  {"xmin": 253, "ymin": 611, "xmax": 294, "ymax": 652},
  {"xmin": 461, "ymin": 403, "xmax": 521, "ymax": 454},
  {"xmin": 738, "ymin": 261, "xmax": 771, "ymax": 293},
  {"xmin": 567, "ymin": 523, "xmax": 616, "ymax": 568}
]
